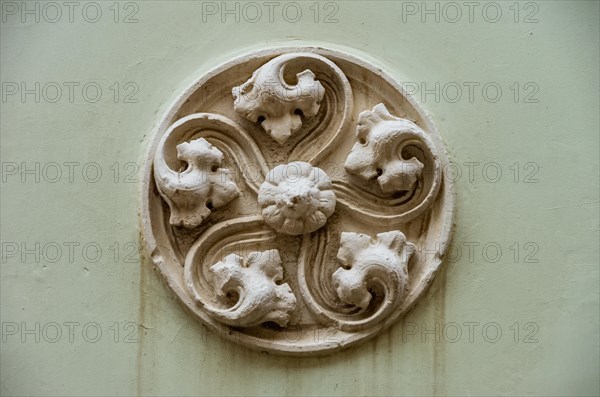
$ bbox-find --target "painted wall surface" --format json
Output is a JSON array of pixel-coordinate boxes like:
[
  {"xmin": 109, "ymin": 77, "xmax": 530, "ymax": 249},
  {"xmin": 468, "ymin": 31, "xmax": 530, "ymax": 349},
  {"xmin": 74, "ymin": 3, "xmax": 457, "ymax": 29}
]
[{"xmin": 1, "ymin": 1, "xmax": 598, "ymax": 396}]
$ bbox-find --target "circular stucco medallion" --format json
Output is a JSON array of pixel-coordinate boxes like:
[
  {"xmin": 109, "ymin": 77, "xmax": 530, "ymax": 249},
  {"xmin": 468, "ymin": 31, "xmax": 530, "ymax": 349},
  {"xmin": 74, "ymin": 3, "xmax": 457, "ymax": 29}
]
[{"xmin": 140, "ymin": 47, "xmax": 454, "ymax": 355}]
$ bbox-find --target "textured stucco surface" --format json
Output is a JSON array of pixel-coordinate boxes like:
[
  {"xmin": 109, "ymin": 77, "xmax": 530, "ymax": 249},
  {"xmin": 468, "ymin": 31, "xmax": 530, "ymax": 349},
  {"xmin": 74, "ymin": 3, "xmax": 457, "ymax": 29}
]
[{"xmin": 1, "ymin": 1, "xmax": 598, "ymax": 396}]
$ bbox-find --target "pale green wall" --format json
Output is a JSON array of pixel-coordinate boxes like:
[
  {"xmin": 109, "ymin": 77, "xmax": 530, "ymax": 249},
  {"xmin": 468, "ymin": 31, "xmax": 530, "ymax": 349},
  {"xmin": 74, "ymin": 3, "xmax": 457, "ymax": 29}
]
[{"xmin": 1, "ymin": 1, "xmax": 598, "ymax": 396}]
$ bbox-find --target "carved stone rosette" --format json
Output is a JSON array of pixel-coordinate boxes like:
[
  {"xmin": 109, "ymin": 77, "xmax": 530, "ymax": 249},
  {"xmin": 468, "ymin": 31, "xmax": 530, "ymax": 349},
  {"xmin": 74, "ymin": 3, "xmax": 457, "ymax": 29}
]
[{"xmin": 140, "ymin": 47, "xmax": 454, "ymax": 355}]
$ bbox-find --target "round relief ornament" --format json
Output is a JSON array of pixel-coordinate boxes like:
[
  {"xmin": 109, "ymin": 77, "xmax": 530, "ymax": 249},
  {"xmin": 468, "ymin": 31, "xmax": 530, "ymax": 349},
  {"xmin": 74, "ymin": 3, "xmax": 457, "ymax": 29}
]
[{"xmin": 140, "ymin": 47, "xmax": 454, "ymax": 355}]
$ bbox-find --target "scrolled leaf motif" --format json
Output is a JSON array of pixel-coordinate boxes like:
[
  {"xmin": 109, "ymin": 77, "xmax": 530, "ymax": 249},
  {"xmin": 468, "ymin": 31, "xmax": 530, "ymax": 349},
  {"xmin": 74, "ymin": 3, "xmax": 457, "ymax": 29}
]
[
  {"xmin": 154, "ymin": 134, "xmax": 239, "ymax": 228},
  {"xmin": 209, "ymin": 249, "xmax": 297, "ymax": 327},
  {"xmin": 154, "ymin": 113, "xmax": 271, "ymax": 229},
  {"xmin": 333, "ymin": 231, "xmax": 412, "ymax": 312},
  {"xmin": 232, "ymin": 53, "xmax": 353, "ymax": 165},
  {"xmin": 336, "ymin": 103, "xmax": 443, "ymax": 225},
  {"xmin": 345, "ymin": 103, "xmax": 430, "ymax": 194},
  {"xmin": 232, "ymin": 54, "xmax": 325, "ymax": 144},
  {"xmin": 184, "ymin": 216, "xmax": 298, "ymax": 328},
  {"xmin": 297, "ymin": 229, "xmax": 415, "ymax": 332}
]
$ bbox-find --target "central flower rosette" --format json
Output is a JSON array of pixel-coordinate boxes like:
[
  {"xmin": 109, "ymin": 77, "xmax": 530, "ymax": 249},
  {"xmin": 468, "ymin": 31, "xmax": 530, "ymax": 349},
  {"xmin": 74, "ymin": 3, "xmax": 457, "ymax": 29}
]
[{"xmin": 258, "ymin": 161, "xmax": 336, "ymax": 235}]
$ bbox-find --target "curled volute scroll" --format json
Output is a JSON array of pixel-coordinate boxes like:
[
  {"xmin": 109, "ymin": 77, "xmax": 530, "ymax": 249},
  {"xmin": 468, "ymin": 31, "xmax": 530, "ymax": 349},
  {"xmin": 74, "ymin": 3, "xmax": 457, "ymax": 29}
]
[
  {"xmin": 345, "ymin": 103, "xmax": 439, "ymax": 194},
  {"xmin": 332, "ymin": 231, "xmax": 413, "ymax": 330},
  {"xmin": 209, "ymin": 250, "xmax": 296, "ymax": 327},
  {"xmin": 333, "ymin": 103, "xmax": 443, "ymax": 226},
  {"xmin": 154, "ymin": 119, "xmax": 240, "ymax": 228},
  {"xmin": 142, "ymin": 48, "xmax": 454, "ymax": 355},
  {"xmin": 232, "ymin": 54, "xmax": 325, "ymax": 145},
  {"xmin": 233, "ymin": 52, "xmax": 354, "ymax": 164}
]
